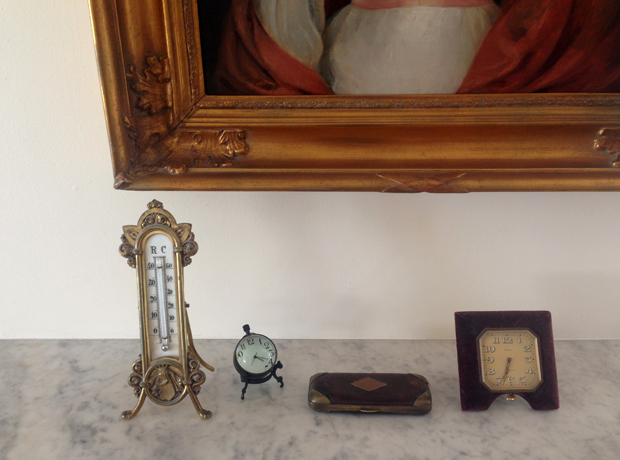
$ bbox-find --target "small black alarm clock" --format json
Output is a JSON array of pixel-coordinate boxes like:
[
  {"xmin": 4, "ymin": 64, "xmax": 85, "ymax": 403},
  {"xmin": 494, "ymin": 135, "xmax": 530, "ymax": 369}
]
[{"xmin": 233, "ymin": 324, "xmax": 284, "ymax": 400}]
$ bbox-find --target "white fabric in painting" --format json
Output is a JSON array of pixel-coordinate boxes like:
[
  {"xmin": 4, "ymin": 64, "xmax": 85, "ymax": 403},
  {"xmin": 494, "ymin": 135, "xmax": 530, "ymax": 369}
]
[
  {"xmin": 255, "ymin": 0, "xmax": 326, "ymax": 71},
  {"xmin": 322, "ymin": 4, "xmax": 501, "ymax": 94}
]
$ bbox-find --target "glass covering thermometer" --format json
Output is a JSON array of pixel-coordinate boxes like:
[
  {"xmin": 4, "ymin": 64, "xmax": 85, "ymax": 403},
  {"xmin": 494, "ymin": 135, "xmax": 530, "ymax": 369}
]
[
  {"xmin": 119, "ymin": 200, "xmax": 214, "ymax": 420},
  {"xmin": 154, "ymin": 255, "xmax": 171, "ymax": 351}
]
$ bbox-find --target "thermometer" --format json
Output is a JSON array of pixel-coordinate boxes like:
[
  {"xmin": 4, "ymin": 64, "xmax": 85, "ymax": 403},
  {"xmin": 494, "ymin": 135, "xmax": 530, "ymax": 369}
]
[
  {"xmin": 144, "ymin": 232, "xmax": 178, "ymax": 360},
  {"xmin": 119, "ymin": 200, "xmax": 213, "ymax": 420},
  {"xmin": 154, "ymin": 256, "xmax": 170, "ymax": 351}
]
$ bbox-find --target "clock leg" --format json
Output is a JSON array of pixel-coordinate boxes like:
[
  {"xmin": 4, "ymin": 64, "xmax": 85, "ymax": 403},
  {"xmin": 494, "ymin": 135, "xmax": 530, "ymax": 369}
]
[
  {"xmin": 241, "ymin": 381, "xmax": 249, "ymax": 400},
  {"xmin": 121, "ymin": 389, "xmax": 146, "ymax": 420},
  {"xmin": 187, "ymin": 390, "xmax": 212, "ymax": 419},
  {"xmin": 273, "ymin": 361, "xmax": 284, "ymax": 388}
]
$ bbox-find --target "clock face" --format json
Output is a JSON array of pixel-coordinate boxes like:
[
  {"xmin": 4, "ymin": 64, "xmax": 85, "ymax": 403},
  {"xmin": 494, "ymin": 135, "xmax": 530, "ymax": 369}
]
[
  {"xmin": 478, "ymin": 328, "xmax": 543, "ymax": 393},
  {"xmin": 235, "ymin": 334, "xmax": 277, "ymax": 375}
]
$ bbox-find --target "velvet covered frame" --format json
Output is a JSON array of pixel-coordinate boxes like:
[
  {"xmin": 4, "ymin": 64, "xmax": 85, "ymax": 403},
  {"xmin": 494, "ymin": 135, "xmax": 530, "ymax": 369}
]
[
  {"xmin": 455, "ymin": 311, "xmax": 559, "ymax": 411},
  {"xmin": 89, "ymin": 0, "xmax": 620, "ymax": 192}
]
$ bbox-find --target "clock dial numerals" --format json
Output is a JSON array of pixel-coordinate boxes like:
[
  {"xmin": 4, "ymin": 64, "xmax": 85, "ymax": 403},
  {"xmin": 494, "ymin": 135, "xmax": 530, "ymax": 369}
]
[
  {"xmin": 478, "ymin": 329, "xmax": 543, "ymax": 392},
  {"xmin": 235, "ymin": 334, "xmax": 277, "ymax": 375},
  {"xmin": 144, "ymin": 233, "xmax": 179, "ymax": 360}
]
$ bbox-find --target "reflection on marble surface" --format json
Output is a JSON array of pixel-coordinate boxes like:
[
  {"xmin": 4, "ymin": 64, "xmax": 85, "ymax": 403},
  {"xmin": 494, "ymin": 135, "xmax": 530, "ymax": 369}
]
[{"xmin": 0, "ymin": 339, "xmax": 619, "ymax": 459}]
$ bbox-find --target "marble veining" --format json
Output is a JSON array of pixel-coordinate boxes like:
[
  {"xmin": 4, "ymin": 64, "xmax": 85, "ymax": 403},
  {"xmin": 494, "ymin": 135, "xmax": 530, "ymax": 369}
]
[{"xmin": 0, "ymin": 340, "xmax": 619, "ymax": 459}]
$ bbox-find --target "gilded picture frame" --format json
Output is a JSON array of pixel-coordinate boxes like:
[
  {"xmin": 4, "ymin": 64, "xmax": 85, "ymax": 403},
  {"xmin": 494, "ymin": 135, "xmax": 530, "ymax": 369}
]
[{"xmin": 89, "ymin": 0, "xmax": 620, "ymax": 192}]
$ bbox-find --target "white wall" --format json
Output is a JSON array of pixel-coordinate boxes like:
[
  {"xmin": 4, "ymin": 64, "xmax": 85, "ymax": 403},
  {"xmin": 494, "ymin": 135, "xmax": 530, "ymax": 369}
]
[{"xmin": 2, "ymin": 1, "xmax": 620, "ymax": 340}]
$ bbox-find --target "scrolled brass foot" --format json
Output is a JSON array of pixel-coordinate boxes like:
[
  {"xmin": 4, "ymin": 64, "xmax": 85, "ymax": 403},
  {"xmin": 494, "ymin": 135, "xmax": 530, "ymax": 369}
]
[{"xmin": 121, "ymin": 388, "xmax": 146, "ymax": 420}]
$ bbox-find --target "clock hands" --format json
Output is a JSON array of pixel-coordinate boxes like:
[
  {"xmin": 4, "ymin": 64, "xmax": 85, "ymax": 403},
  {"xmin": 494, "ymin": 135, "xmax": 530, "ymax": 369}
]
[{"xmin": 501, "ymin": 357, "xmax": 512, "ymax": 383}]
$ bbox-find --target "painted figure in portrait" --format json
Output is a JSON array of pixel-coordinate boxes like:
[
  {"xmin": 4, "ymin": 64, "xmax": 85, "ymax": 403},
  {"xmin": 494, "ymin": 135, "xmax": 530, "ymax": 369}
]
[{"xmin": 202, "ymin": 0, "xmax": 620, "ymax": 95}]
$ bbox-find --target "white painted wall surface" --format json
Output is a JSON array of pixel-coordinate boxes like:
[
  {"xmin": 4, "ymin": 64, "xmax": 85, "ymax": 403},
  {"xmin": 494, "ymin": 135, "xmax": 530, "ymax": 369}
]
[{"xmin": 1, "ymin": 1, "xmax": 619, "ymax": 340}]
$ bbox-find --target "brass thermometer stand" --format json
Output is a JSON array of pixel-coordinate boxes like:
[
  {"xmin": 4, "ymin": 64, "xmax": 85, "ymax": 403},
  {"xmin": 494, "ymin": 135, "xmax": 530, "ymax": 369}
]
[{"xmin": 119, "ymin": 200, "xmax": 214, "ymax": 419}]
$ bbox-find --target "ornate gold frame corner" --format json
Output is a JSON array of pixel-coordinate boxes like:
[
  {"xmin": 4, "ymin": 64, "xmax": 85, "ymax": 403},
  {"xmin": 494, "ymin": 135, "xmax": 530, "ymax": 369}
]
[{"xmin": 90, "ymin": 0, "xmax": 620, "ymax": 192}]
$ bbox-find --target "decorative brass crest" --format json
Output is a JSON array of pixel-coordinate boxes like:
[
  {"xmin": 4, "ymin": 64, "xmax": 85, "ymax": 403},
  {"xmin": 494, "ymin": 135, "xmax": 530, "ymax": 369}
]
[
  {"xmin": 119, "ymin": 200, "xmax": 197, "ymax": 268},
  {"xmin": 146, "ymin": 364, "xmax": 186, "ymax": 403}
]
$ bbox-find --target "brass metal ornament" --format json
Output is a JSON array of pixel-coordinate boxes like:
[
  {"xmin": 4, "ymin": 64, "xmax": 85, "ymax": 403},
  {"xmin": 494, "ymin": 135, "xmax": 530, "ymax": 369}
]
[{"xmin": 119, "ymin": 200, "xmax": 214, "ymax": 419}]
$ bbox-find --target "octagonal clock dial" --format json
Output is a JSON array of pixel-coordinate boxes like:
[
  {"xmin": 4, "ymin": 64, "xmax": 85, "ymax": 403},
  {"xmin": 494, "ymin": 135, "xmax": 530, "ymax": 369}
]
[{"xmin": 478, "ymin": 328, "xmax": 543, "ymax": 392}]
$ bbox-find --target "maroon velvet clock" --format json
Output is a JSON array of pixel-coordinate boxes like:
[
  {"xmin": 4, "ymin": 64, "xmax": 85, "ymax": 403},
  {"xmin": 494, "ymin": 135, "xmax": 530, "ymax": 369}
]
[{"xmin": 455, "ymin": 311, "xmax": 559, "ymax": 411}]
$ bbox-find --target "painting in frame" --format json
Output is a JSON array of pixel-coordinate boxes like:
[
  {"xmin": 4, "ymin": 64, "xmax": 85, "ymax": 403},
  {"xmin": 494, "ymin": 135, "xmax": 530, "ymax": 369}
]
[{"xmin": 89, "ymin": 0, "xmax": 620, "ymax": 192}]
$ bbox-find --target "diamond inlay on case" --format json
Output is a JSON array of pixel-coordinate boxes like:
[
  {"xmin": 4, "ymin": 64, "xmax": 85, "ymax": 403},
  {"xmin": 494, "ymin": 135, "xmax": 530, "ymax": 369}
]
[{"xmin": 351, "ymin": 377, "xmax": 388, "ymax": 392}]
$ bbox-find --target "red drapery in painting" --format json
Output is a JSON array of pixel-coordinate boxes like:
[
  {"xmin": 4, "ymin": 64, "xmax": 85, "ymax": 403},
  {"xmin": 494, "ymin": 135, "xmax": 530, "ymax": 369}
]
[
  {"xmin": 213, "ymin": 0, "xmax": 620, "ymax": 95},
  {"xmin": 458, "ymin": 0, "xmax": 620, "ymax": 93}
]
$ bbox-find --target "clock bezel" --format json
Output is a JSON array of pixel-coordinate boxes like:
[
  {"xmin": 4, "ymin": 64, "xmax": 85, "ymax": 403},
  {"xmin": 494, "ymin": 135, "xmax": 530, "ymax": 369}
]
[
  {"xmin": 233, "ymin": 332, "xmax": 278, "ymax": 378},
  {"xmin": 476, "ymin": 327, "xmax": 544, "ymax": 394}
]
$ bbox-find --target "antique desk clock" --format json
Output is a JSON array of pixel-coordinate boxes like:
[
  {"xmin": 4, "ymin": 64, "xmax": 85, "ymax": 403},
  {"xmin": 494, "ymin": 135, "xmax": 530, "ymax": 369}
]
[
  {"xmin": 455, "ymin": 311, "xmax": 559, "ymax": 411},
  {"xmin": 119, "ymin": 200, "xmax": 214, "ymax": 419},
  {"xmin": 234, "ymin": 324, "xmax": 284, "ymax": 399}
]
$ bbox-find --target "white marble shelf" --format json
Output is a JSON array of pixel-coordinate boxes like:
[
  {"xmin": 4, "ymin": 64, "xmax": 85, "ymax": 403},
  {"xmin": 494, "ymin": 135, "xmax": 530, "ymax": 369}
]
[{"xmin": 1, "ymin": 339, "xmax": 619, "ymax": 460}]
